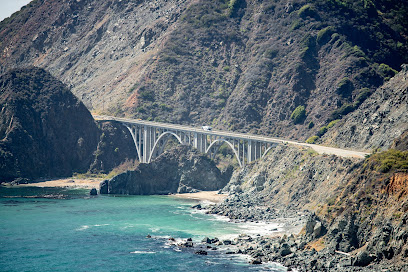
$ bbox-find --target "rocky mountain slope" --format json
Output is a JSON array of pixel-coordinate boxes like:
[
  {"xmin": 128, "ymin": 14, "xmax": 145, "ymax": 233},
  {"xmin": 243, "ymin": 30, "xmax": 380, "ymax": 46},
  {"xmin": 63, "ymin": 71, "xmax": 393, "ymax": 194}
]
[
  {"xmin": 320, "ymin": 64, "xmax": 408, "ymax": 151},
  {"xmin": 100, "ymin": 145, "xmax": 229, "ymax": 195},
  {"xmin": 0, "ymin": 67, "xmax": 136, "ymax": 182},
  {"xmin": 0, "ymin": 0, "xmax": 191, "ymax": 113},
  {"xmin": 1, "ymin": 0, "xmax": 407, "ymax": 143}
]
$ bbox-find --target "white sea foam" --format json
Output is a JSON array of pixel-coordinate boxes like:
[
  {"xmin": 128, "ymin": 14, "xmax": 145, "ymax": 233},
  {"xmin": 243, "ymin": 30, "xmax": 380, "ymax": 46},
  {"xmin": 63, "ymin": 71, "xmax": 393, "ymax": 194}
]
[
  {"xmin": 76, "ymin": 225, "xmax": 90, "ymax": 231},
  {"xmin": 236, "ymin": 221, "xmax": 283, "ymax": 236},
  {"xmin": 129, "ymin": 251, "xmax": 155, "ymax": 254},
  {"xmin": 149, "ymin": 227, "xmax": 160, "ymax": 233}
]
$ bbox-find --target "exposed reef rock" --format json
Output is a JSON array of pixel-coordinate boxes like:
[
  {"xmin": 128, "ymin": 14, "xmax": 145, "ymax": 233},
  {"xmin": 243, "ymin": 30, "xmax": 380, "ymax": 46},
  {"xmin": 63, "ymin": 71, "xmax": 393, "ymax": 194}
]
[{"xmin": 100, "ymin": 145, "xmax": 228, "ymax": 195}]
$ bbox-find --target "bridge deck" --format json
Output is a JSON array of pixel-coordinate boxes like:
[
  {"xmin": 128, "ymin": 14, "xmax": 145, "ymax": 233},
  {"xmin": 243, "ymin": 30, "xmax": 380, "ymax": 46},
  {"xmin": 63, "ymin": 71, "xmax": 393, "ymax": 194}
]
[{"xmin": 93, "ymin": 115, "xmax": 369, "ymax": 159}]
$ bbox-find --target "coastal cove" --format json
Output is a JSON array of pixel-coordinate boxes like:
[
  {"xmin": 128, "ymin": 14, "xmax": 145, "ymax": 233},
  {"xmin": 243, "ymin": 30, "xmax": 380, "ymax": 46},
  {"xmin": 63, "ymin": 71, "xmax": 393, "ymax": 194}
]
[{"xmin": 0, "ymin": 186, "xmax": 288, "ymax": 272}]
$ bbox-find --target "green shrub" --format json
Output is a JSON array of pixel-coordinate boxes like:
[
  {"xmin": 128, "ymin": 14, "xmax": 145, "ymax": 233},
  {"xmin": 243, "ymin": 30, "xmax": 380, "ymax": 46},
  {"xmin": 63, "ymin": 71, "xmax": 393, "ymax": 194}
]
[
  {"xmin": 290, "ymin": 105, "xmax": 306, "ymax": 124},
  {"xmin": 351, "ymin": 45, "xmax": 366, "ymax": 58},
  {"xmin": 227, "ymin": 0, "xmax": 240, "ymax": 16},
  {"xmin": 354, "ymin": 88, "xmax": 372, "ymax": 106},
  {"xmin": 135, "ymin": 106, "xmax": 146, "ymax": 113},
  {"xmin": 317, "ymin": 126, "xmax": 328, "ymax": 137},
  {"xmin": 327, "ymin": 119, "xmax": 340, "ymax": 129},
  {"xmin": 336, "ymin": 77, "xmax": 353, "ymax": 97},
  {"xmin": 377, "ymin": 63, "xmax": 398, "ymax": 81},
  {"xmin": 159, "ymin": 103, "xmax": 171, "ymax": 111},
  {"xmin": 306, "ymin": 135, "xmax": 319, "ymax": 144},
  {"xmin": 371, "ymin": 149, "xmax": 408, "ymax": 173},
  {"xmin": 298, "ymin": 4, "xmax": 319, "ymax": 19},
  {"xmin": 291, "ymin": 19, "xmax": 304, "ymax": 31},
  {"xmin": 138, "ymin": 89, "xmax": 155, "ymax": 101},
  {"xmin": 308, "ymin": 121, "xmax": 315, "ymax": 129},
  {"xmin": 223, "ymin": 66, "xmax": 230, "ymax": 72},
  {"xmin": 317, "ymin": 26, "xmax": 335, "ymax": 45},
  {"xmin": 216, "ymin": 98, "xmax": 226, "ymax": 107},
  {"xmin": 330, "ymin": 104, "xmax": 355, "ymax": 120}
]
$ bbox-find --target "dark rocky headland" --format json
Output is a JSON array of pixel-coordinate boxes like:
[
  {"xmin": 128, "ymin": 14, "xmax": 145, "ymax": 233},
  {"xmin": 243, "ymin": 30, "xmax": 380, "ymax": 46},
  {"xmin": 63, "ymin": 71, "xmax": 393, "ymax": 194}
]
[{"xmin": 0, "ymin": 67, "xmax": 135, "ymax": 182}]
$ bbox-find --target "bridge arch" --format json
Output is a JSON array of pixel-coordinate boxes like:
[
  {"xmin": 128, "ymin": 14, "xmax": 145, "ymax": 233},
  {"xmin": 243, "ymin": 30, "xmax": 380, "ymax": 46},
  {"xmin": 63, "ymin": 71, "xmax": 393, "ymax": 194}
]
[
  {"xmin": 262, "ymin": 145, "xmax": 276, "ymax": 159},
  {"xmin": 125, "ymin": 126, "xmax": 142, "ymax": 162},
  {"xmin": 205, "ymin": 138, "xmax": 242, "ymax": 168},
  {"xmin": 148, "ymin": 131, "xmax": 183, "ymax": 163}
]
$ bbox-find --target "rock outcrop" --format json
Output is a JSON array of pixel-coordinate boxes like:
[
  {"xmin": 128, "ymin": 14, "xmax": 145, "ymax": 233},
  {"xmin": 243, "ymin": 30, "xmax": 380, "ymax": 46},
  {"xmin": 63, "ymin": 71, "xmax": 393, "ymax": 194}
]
[
  {"xmin": 100, "ymin": 145, "xmax": 228, "ymax": 195},
  {"xmin": 89, "ymin": 120, "xmax": 137, "ymax": 173},
  {"xmin": 0, "ymin": 67, "xmax": 99, "ymax": 181}
]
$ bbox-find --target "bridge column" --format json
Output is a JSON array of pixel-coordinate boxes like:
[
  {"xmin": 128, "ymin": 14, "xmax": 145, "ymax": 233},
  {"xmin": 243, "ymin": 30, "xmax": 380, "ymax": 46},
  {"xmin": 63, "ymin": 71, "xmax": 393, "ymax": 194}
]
[
  {"xmin": 255, "ymin": 141, "xmax": 262, "ymax": 160},
  {"xmin": 194, "ymin": 132, "xmax": 199, "ymax": 150},
  {"xmin": 143, "ymin": 125, "xmax": 151, "ymax": 163},
  {"xmin": 201, "ymin": 134, "xmax": 206, "ymax": 152},
  {"xmin": 248, "ymin": 140, "xmax": 256, "ymax": 163},
  {"xmin": 241, "ymin": 140, "xmax": 246, "ymax": 166},
  {"xmin": 138, "ymin": 126, "xmax": 142, "ymax": 159}
]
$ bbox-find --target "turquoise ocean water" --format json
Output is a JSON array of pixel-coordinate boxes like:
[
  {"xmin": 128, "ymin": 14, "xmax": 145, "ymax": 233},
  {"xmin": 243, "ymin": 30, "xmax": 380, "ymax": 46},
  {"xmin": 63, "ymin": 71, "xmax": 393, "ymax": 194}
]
[{"xmin": 0, "ymin": 187, "xmax": 285, "ymax": 271}]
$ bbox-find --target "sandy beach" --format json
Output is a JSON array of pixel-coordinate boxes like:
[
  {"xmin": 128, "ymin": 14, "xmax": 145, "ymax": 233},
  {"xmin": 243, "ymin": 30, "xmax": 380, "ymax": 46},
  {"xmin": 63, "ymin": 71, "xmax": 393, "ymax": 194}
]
[
  {"xmin": 10, "ymin": 179, "xmax": 227, "ymax": 203},
  {"xmin": 173, "ymin": 191, "xmax": 228, "ymax": 203},
  {"xmin": 14, "ymin": 178, "xmax": 103, "ymax": 189}
]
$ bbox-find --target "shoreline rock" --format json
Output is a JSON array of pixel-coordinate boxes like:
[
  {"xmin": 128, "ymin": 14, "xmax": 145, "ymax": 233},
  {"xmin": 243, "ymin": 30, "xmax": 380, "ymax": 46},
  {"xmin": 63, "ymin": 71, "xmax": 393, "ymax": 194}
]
[{"xmin": 100, "ymin": 146, "xmax": 228, "ymax": 195}]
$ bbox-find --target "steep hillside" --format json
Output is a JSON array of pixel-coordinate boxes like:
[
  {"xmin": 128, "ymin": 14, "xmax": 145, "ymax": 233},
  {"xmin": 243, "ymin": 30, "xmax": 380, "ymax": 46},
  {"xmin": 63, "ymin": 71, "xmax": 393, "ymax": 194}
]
[
  {"xmin": 0, "ymin": 0, "xmax": 191, "ymax": 112},
  {"xmin": 0, "ymin": 67, "xmax": 99, "ymax": 181},
  {"xmin": 320, "ymin": 64, "xmax": 408, "ymax": 151},
  {"xmin": 212, "ymin": 146, "xmax": 408, "ymax": 269},
  {"xmin": 89, "ymin": 120, "xmax": 137, "ymax": 174},
  {"xmin": 217, "ymin": 145, "xmax": 360, "ymax": 213},
  {"xmin": 1, "ymin": 0, "xmax": 407, "ymax": 142}
]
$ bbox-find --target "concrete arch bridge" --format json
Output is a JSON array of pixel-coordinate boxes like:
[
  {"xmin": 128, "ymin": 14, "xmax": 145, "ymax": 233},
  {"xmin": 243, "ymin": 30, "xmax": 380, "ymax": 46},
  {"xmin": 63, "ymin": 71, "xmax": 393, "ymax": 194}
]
[{"xmin": 93, "ymin": 115, "xmax": 369, "ymax": 167}]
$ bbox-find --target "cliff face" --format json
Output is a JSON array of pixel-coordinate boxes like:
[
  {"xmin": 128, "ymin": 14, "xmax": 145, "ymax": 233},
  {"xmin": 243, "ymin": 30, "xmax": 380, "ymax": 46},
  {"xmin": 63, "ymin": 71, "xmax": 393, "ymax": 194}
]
[
  {"xmin": 1, "ymin": 0, "xmax": 407, "ymax": 142},
  {"xmin": 100, "ymin": 145, "xmax": 228, "ymax": 195},
  {"xmin": 0, "ymin": 67, "xmax": 99, "ymax": 181}
]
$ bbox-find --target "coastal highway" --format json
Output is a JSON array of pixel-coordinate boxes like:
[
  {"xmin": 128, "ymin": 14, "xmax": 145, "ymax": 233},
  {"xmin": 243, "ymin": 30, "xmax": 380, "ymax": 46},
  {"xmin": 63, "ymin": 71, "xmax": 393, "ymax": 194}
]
[{"xmin": 93, "ymin": 114, "xmax": 369, "ymax": 159}]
